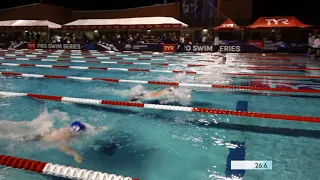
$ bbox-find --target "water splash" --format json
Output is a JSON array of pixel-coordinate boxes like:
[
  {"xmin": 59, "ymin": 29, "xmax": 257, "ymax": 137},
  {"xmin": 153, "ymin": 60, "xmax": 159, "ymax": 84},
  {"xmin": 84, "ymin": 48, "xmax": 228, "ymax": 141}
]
[
  {"xmin": 0, "ymin": 108, "xmax": 107, "ymax": 142},
  {"xmin": 0, "ymin": 108, "xmax": 67, "ymax": 141},
  {"xmin": 122, "ymin": 85, "xmax": 192, "ymax": 105},
  {"xmin": 160, "ymin": 87, "xmax": 192, "ymax": 106}
]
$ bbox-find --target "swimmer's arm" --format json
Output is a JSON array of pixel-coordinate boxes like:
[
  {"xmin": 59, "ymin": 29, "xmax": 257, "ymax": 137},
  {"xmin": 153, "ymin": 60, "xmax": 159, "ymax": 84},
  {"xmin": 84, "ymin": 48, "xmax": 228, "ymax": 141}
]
[
  {"xmin": 194, "ymin": 76, "xmax": 206, "ymax": 81},
  {"xmin": 59, "ymin": 144, "xmax": 83, "ymax": 163}
]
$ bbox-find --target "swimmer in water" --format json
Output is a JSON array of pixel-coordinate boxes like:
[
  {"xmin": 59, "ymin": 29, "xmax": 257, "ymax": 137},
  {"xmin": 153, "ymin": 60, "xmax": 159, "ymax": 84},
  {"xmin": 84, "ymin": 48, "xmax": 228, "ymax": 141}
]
[
  {"xmin": 129, "ymin": 87, "xmax": 191, "ymax": 101},
  {"xmin": 24, "ymin": 121, "xmax": 86, "ymax": 163},
  {"xmin": 218, "ymin": 56, "xmax": 227, "ymax": 64}
]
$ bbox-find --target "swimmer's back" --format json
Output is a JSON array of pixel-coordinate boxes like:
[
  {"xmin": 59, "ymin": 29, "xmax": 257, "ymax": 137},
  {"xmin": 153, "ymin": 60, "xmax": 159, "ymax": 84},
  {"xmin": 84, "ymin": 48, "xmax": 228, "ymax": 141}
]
[{"xmin": 41, "ymin": 128, "xmax": 72, "ymax": 143}]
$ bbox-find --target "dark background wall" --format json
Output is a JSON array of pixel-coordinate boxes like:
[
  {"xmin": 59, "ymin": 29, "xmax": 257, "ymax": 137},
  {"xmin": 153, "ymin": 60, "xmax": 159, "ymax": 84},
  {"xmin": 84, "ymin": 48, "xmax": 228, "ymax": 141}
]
[
  {"xmin": 72, "ymin": 3, "xmax": 180, "ymax": 20},
  {"xmin": 0, "ymin": 1, "xmax": 252, "ymax": 27},
  {"xmin": 219, "ymin": 0, "xmax": 252, "ymax": 25},
  {"xmin": 0, "ymin": 3, "xmax": 75, "ymax": 24}
]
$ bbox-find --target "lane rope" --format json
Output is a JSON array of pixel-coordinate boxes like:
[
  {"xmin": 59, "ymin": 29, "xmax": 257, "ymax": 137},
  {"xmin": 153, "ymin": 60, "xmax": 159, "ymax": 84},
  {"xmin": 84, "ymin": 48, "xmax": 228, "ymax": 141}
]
[
  {"xmin": 229, "ymin": 66, "xmax": 320, "ymax": 71},
  {"xmin": 0, "ymin": 154, "xmax": 138, "ymax": 180},
  {"xmin": 231, "ymin": 61, "xmax": 318, "ymax": 65},
  {"xmin": 0, "ymin": 53, "xmax": 221, "ymax": 62},
  {"xmin": 0, "ymin": 62, "xmax": 214, "ymax": 75},
  {"xmin": 0, "ymin": 61, "xmax": 318, "ymax": 79},
  {"xmin": 1, "ymin": 71, "xmax": 320, "ymax": 94},
  {"xmin": 0, "ymin": 49, "xmax": 174, "ymax": 55},
  {"xmin": 224, "ymin": 73, "xmax": 320, "ymax": 79},
  {"xmin": 0, "ymin": 52, "xmax": 180, "ymax": 58},
  {"xmin": 0, "ymin": 48, "xmax": 168, "ymax": 55},
  {"xmin": 0, "ymin": 54, "xmax": 167, "ymax": 61},
  {"xmin": 1, "ymin": 61, "xmax": 319, "ymax": 79},
  {"xmin": 235, "ymin": 57, "xmax": 303, "ymax": 61},
  {"xmin": 0, "ymin": 57, "xmax": 209, "ymax": 67},
  {"xmin": 0, "ymin": 91, "xmax": 319, "ymax": 122}
]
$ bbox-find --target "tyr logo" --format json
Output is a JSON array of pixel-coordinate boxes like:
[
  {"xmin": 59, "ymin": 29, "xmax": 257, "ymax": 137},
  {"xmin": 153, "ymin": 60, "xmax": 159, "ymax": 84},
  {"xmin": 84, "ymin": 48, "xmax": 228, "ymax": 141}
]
[{"xmin": 265, "ymin": 18, "xmax": 289, "ymax": 25}]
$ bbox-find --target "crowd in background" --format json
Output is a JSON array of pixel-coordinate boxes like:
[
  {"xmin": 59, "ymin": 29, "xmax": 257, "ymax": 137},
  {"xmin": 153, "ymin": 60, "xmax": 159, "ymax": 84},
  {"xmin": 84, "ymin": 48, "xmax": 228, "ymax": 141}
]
[
  {"xmin": 0, "ymin": 30, "xmax": 221, "ymax": 46},
  {"xmin": 1, "ymin": 30, "xmax": 319, "ymax": 49}
]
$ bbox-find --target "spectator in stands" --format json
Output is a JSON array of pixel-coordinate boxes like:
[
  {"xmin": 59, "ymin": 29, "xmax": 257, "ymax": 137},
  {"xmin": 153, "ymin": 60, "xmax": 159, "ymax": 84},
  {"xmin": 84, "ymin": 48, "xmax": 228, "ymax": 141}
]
[
  {"xmin": 313, "ymin": 35, "xmax": 320, "ymax": 59},
  {"xmin": 36, "ymin": 33, "xmax": 40, "ymax": 42},
  {"xmin": 202, "ymin": 34, "xmax": 207, "ymax": 44},
  {"xmin": 214, "ymin": 34, "xmax": 219, "ymax": 51},
  {"xmin": 179, "ymin": 33, "xmax": 185, "ymax": 44},
  {"xmin": 55, "ymin": 34, "xmax": 61, "ymax": 43},
  {"xmin": 308, "ymin": 33, "xmax": 315, "ymax": 55}
]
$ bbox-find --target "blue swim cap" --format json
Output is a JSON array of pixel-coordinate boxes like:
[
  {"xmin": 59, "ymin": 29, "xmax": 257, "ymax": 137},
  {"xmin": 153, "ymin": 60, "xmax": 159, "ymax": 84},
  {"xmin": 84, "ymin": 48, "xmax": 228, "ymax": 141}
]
[{"xmin": 70, "ymin": 121, "xmax": 86, "ymax": 132}]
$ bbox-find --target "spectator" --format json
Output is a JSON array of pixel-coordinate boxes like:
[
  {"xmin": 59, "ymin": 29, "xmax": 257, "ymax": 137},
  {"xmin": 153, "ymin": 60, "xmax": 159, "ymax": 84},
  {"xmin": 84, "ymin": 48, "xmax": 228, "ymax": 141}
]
[
  {"xmin": 308, "ymin": 33, "xmax": 315, "ymax": 54},
  {"xmin": 214, "ymin": 34, "xmax": 219, "ymax": 51}
]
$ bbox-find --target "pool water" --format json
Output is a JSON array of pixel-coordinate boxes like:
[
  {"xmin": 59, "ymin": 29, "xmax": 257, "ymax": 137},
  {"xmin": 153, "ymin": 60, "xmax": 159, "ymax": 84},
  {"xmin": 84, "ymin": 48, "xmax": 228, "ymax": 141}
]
[{"xmin": 1, "ymin": 51, "xmax": 320, "ymax": 180}]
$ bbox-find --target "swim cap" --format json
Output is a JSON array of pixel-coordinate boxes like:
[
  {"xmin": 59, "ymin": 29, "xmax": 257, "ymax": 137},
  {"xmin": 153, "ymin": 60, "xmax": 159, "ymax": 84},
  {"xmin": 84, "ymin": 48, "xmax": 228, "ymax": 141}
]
[
  {"xmin": 168, "ymin": 87, "xmax": 175, "ymax": 92},
  {"xmin": 70, "ymin": 121, "xmax": 86, "ymax": 132}
]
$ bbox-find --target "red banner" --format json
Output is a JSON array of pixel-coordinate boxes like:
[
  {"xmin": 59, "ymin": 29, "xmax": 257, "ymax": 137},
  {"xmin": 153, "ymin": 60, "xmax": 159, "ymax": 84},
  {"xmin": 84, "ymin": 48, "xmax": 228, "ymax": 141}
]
[{"xmin": 162, "ymin": 44, "xmax": 176, "ymax": 52}]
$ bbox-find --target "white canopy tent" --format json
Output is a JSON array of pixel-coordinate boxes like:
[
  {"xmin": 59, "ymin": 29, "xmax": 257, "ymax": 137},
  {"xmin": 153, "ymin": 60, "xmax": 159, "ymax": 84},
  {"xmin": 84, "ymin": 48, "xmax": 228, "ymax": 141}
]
[
  {"xmin": 63, "ymin": 17, "xmax": 188, "ymax": 29},
  {"xmin": 0, "ymin": 20, "xmax": 61, "ymax": 29}
]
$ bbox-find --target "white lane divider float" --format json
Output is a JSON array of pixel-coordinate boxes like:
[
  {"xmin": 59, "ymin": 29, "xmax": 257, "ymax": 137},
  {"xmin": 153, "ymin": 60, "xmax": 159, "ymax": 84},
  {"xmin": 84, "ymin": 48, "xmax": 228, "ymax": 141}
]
[
  {"xmin": 0, "ymin": 54, "xmax": 168, "ymax": 61},
  {"xmin": 0, "ymin": 91, "xmax": 319, "ymax": 122},
  {"xmin": 2, "ymin": 71, "xmax": 320, "ymax": 94},
  {"xmin": 0, "ymin": 62, "xmax": 214, "ymax": 75},
  {"xmin": 0, "ymin": 154, "xmax": 138, "ymax": 180},
  {"xmin": 1, "ymin": 51, "xmax": 180, "ymax": 58},
  {"xmin": 0, "ymin": 57, "xmax": 211, "ymax": 67}
]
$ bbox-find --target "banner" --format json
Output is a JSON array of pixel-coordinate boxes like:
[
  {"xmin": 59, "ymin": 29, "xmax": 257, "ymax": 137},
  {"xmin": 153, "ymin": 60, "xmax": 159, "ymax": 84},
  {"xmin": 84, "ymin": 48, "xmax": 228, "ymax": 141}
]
[
  {"xmin": 132, "ymin": 44, "xmax": 163, "ymax": 52},
  {"xmin": 162, "ymin": 44, "xmax": 176, "ymax": 52},
  {"xmin": 219, "ymin": 45, "xmax": 262, "ymax": 53},
  {"xmin": 0, "ymin": 42, "xmax": 27, "ymax": 49},
  {"xmin": 95, "ymin": 43, "xmax": 122, "ymax": 51},
  {"xmin": 36, "ymin": 43, "xmax": 82, "ymax": 50},
  {"xmin": 221, "ymin": 40, "xmax": 308, "ymax": 53},
  {"xmin": 178, "ymin": 44, "xmax": 215, "ymax": 52}
]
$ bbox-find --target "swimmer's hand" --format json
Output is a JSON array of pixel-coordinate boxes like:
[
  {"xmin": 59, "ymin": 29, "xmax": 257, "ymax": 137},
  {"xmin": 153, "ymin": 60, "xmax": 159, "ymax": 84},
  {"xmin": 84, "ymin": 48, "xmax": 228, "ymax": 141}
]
[
  {"xmin": 74, "ymin": 154, "xmax": 83, "ymax": 164},
  {"xmin": 59, "ymin": 144, "xmax": 83, "ymax": 163}
]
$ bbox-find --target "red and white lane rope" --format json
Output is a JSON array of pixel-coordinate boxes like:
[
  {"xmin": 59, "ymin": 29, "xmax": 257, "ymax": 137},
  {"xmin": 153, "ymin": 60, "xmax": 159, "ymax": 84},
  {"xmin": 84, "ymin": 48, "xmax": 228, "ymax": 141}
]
[
  {"xmin": 0, "ymin": 91, "xmax": 319, "ymax": 122},
  {"xmin": 238, "ymin": 57, "xmax": 303, "ymax": 60},
  {"xmin": 1, "ymin": 71, "xmax": 320, "ymax": 94},
  {"xmin": 231, "ymin": 61, "xmax": 317, "ymax": 65},
  {"xmin": 0, "ymin": 154, "xmax": 138, "ymax": 180},
  {"xmin": 0, "ymin": 62, "xmax": 213, "ymax": 75},
  {"xmin": 0, "ymin": 49, "xmax": 167, "ymax": 55},
  {"xmin": 0, "ymin": 57, "xmax": 208, "ymax": 67},
  {"xmin": 1, "ymin": 52, "xmax": 180, "ymax": 58},
  {"xmin": 224, "ymin": 73, "xmax": 320, "ymax": 79},
  {"xmin": 230, "ymin": 66, "xmax": 320, "ymax": 71},
  {"xmin": 0, "ymin": 54, "xmax": 168, "ymax": 61}
]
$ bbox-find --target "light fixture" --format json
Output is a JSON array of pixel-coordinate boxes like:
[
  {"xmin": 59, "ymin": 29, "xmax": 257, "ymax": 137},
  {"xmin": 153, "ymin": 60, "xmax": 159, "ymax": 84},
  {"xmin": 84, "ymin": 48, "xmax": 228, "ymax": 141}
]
[{"xmin": 94, "ymin": 30, "xmax": 98, "ymax": 33}]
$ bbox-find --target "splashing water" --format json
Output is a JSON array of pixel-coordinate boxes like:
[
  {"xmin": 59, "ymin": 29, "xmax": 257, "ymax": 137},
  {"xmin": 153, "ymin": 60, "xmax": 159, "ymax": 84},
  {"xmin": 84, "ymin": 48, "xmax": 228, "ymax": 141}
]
[
  {"xmin": 0, "ymin": 108, "xmax": 107, "ymax": 142},
  {"xmin": 193, "ymin": 65, "xmax": 232, "ymax": 83},
  {"xmin": 160, "ymin": 87, "xmax": 192, "ymax": 106},
  {"xmin": 0, "ymin": 108, "xmax": 67, "ymax": 141},
  {"xmin": 170, "ymin": 73, "xmax": 190, "ymax": 82},
  {"xmin": 123, "ymin": 84, "xmax": 149, "ymax": 99},
  {"xmin": 122, "ymin": 85, "xmax": 192, "ymax": 105}
]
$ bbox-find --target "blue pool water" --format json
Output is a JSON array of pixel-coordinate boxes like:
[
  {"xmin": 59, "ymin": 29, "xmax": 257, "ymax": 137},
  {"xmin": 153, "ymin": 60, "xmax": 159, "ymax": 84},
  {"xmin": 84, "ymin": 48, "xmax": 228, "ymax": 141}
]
[{"xmin": 1, "ymin": 51, "xmax": 320, "ymax": 180}]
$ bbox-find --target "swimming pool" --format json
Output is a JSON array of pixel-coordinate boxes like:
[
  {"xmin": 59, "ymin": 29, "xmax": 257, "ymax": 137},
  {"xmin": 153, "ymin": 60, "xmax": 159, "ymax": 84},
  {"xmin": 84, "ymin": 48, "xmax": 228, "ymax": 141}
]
[{"xmin": 1, "ymin": 50, "xmax": 320, "ymax": 180}]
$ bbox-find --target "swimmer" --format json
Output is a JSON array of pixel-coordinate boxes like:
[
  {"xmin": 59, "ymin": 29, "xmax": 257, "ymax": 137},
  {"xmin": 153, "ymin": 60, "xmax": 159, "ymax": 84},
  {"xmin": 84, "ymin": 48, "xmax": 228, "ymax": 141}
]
[
  {"xmin": 129, "ymin": 87, "xmax": 191, "ymax": 101},
  {"xmin": 24, "ymin": 121, "xmax": 86, "ymax": 163},
  {"xmin": 218, "ymin": 56, "xmax": 227, "ymax": 64}
]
